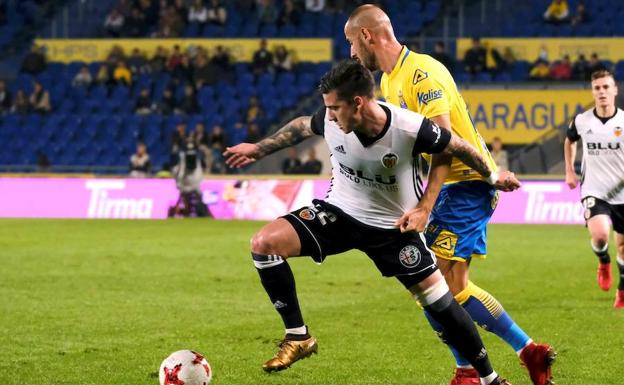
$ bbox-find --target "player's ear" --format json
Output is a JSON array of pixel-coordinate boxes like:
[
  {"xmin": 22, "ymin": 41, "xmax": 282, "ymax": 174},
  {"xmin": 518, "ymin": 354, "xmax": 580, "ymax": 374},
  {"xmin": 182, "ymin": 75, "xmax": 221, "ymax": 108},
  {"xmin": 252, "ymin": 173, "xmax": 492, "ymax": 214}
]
[
  {"xmin": 360, "ymin": 27, "xmax": 372, "ymax": 44},
  {"xmin": 353, "ymin": 95, "xmax": 364, "ymax": 109}
]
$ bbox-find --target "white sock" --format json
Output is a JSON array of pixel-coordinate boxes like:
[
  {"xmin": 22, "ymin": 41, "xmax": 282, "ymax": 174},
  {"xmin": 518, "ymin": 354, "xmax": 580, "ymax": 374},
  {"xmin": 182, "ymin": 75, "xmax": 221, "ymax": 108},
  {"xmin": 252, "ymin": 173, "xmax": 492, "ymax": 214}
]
[
  {"xmin": 457, "ymin": 364, "xmax": 474, "ymax": 369},
  {"xmin": 591, "ymin": 241, "xmax": 608, "ymax": 254},
  {"xmin": 285, "ymin": 325, "xmax": 307, "ymax": 335},
  {"xmin": 516, "ymin": 339, "xmax": 534, "ymax": 356},
  {"xmin": 480, "ymin": 371, "xmax": 498, "ymax": 385}
]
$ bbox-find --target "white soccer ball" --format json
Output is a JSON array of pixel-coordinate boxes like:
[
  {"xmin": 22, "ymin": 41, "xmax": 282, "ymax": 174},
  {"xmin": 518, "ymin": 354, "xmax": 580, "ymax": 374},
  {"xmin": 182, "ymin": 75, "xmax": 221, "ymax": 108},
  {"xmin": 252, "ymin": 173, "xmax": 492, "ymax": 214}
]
[{"xmin": 159, "ymin": 350, "xmax": 213, "ymax": 385}]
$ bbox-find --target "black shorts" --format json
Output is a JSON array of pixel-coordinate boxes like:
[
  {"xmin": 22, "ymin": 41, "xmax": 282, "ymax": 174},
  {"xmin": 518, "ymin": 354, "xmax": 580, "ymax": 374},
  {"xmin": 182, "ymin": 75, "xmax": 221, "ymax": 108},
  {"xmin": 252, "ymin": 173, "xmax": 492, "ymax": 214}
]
[
  {"xmin": 582, "ymin": 196, "xmax": 624, "ymax": 233},
  {"xmin": 282, "ymin": 199, "xmax": 438, "ymax": 281}
]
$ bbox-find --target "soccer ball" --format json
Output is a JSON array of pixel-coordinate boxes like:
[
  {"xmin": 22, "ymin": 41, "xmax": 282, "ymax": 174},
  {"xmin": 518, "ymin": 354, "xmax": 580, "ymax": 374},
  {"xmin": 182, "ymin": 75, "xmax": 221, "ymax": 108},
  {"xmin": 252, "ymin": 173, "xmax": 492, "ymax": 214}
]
[{"xmin": 159, "ymin": 350, "xmax": 213, "ymax": 385}]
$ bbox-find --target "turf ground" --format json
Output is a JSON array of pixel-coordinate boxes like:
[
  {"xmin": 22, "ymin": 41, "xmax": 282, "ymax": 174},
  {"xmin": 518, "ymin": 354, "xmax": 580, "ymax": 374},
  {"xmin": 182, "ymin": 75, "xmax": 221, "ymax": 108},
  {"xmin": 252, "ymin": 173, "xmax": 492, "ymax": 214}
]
[{"xmin": 1, "ymin": 219, "xmax": 622, "ymax": 385}]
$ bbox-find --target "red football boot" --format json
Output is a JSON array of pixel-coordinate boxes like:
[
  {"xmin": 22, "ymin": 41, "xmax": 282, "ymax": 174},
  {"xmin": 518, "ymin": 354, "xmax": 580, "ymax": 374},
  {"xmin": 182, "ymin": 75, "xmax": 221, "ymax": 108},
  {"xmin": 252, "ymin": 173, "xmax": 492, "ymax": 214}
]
[
  {"xmin": 520, "ymin": 343, "xmax": 556, "ymax": 385},
  {"xmin": 614, "ymin": 290, "xmax": 624, "ymax": 309},
  {"xmin": 597, "ymin": 262, "xmax": 612, "ymax": 291},
  {"xmin": 448, "ymin": 368, "xmax": 480, "ymax": 385}
]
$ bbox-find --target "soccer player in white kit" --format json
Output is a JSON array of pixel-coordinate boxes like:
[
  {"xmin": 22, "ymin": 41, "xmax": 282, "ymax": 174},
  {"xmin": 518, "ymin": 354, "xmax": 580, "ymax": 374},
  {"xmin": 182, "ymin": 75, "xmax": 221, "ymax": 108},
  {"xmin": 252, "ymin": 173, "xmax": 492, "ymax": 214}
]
[
  {"xmin": 224, "ymin": 60, "xmax": 518, "ymax": 385},
  {"xmin": 564, "ymin": 69, "xmax": 624, "ymax": 308}
]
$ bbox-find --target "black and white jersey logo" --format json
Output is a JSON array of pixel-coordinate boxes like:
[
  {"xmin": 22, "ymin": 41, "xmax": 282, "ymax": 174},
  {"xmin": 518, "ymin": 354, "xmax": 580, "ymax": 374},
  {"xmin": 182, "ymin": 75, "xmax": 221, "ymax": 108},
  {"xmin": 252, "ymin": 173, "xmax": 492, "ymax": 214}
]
[
  {"xmin": 381, "ymin": 152, "xmax": 399, "ymax": 168},
  {"xmin": 334, "ymin": 145, "xmax": 346, "ymax": 154}
]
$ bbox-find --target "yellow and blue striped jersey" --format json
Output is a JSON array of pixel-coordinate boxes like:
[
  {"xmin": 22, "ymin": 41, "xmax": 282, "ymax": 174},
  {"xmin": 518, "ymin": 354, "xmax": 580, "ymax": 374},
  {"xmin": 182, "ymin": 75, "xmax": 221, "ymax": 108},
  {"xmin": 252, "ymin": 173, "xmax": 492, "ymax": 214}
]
[{"xmin": 380, "ymin": 46, "xmax": 496, "ymax": 184}]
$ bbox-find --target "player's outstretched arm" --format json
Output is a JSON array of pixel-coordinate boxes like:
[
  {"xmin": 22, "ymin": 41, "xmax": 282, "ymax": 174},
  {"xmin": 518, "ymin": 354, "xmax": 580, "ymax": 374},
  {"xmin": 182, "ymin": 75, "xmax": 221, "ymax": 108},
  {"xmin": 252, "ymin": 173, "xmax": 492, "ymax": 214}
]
[
  {"xmin": 223, "ymin": 116, "xmax": 313, "ymax": 168},
  {"xmin": 442, "ymin": 134, "xmax": 521, "ymax": 192},
  {"xmin": 563, "ymin": 137, "xmax": 579, "ymax": 189}
]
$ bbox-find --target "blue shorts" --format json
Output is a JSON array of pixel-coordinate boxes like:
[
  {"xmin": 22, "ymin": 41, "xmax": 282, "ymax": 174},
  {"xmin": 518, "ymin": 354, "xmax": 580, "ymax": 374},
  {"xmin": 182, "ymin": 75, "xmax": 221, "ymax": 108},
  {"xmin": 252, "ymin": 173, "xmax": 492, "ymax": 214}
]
[{"xmin": 424, "ymin": 181, "xmax": 499, "ymax": 261}]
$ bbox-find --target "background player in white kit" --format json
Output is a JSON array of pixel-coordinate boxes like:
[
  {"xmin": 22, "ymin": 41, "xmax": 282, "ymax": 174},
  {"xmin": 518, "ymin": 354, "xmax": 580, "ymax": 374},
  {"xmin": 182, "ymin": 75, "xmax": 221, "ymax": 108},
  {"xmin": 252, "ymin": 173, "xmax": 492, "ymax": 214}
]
[
  {"xmin": 564, "ymin": 69, "xmax": 624, "ymax": 308},
  {"xmin": 225, "ymin": 60, "xmax": 519, "ymax": 384}
]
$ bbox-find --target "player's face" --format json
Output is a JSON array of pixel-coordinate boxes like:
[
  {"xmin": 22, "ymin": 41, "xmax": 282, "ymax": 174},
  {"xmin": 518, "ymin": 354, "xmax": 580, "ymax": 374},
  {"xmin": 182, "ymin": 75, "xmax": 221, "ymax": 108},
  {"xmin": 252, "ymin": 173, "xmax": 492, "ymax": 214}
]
[
  {"xmin": 344, "ymin": 24, "xmax": 379, "ymax": 71},
  {"xmin": 323, "ymin": 90, "xmax": 359, "ymax": 134},
  {"xmin": 591, "ymin": 76, "xmax": 618, "ymax": 109}
]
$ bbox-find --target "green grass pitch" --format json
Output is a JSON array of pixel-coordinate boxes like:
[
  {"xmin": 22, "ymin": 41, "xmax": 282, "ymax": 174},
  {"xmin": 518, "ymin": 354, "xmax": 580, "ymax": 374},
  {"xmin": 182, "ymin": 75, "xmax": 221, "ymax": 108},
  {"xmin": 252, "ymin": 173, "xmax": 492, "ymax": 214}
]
[{"xmin": 1, "ymin": 219, "xmax": 622, "ymax": 385}]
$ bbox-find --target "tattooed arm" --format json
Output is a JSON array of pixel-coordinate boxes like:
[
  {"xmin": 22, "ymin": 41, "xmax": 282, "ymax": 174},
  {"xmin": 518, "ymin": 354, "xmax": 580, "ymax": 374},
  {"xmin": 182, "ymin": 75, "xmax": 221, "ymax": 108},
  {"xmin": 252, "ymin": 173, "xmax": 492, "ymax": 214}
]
[
  {"xmin": 223, "ymin": 116, "xmax": 314, "ymax": 168},
  {"xmin": 441, "ymin": 134, "xmax": 521, "ymax": 191}
]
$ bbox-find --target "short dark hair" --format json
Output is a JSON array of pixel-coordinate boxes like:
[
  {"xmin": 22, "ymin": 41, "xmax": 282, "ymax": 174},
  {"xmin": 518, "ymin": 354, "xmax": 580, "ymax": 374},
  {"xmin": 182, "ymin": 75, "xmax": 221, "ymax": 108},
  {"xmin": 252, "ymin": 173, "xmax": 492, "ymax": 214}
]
[
  {"xmin": 591, "ymin": 69, "xmax": 614, "ymax": 81},
  {"xmin": 318, "ymin": 59, "xmax": 375, "ymax": 103}
]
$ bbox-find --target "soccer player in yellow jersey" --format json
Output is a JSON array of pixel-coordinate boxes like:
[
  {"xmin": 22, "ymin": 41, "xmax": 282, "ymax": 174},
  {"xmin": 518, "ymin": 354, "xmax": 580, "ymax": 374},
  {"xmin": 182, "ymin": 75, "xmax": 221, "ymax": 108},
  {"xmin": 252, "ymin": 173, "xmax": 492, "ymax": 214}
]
[{"xmin": 345, "ymin": 5, "xmax": 555, "ymax": 385}]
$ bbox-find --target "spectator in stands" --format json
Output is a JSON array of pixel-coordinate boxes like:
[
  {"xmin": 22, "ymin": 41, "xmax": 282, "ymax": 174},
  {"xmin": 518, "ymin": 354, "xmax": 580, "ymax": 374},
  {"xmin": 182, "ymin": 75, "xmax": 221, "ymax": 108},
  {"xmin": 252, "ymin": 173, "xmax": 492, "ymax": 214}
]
[
  {"xmin": 21, "ymin": 46, "xmax": 46, "ymax": 75},
  {"xmin": 113, "ymin": 60, "xmax": 132, "ymax": 85},
  {"xmin": 123, "ymin": 7, "xmax": 147, "ymax": 37},
  {"xmin": 157, "ymin": 88, "xmax": 176, "ymax": 115},
  {"xmin": 211, "ymin": 45, "xmax": 233, "ymax": 80},
  {"xmin": 193, "ymin": 53, "xmax": 218, "ymax": 88},
  {"xmin": 193, "ymin": 122, "xmax": 211, "ymax": 162},
  {"xmin": 588, "ymin": 53, "xmax": 607, "ymax": 75},
  {"xmin": 246, "ymin": 95, "xmax": 264, "ymax": 123},
  {"xmin": 37, "ymin": 151, "xmax": 51, "ymax": 172},
  {"xmin": 431, "ymin": 41, "xmax": 453, "ymax": 72},
  {"xmin": 245, "ymin": 122, "xmax": 262, "ymax": 143},
  {"xmin": 0, "ymin": 80, "xmax": 11, "ymax": 114},
  {"xmin": 206, "ymin": 0, "xmax": 227, "ymax": 25},
  {"xmin": 258, "ymin": 0, "xmax": 278, "ymax": 25},
  {"xmin": 251, "ymin": 39, "xmax": 274, "ymax": 74},
  {"xmin": 490, "ymin": 137, "xmax": 509, "ymax": 172},
  {"xmin": 305, "ymin": 0, "xmax": 325, "ymax": 12},
  {"xmin": 485, "ymin": 43, "xmax": 506, "ymax": 74},
  {"xmin": 149, "ymin": 46, "xmax": 169, "ymax": 73},
  {"xmin": 278, "ymin": 0, "xmax": 301, "ymax": 26},
  {"xmin": 171, "ymin": 122, "xmax": 187, "ymax": 154},
  {"xmin": 282, "ymin": 147, "xmax": 302, "ymax": 174},
  {"xmin": 570, "ymin": 2, "xmax": 587, "ymax": 27},
  {"xmin": 128, "ymin": 48, "xmax": 149, "ymax": 74},
  {"xmin": 550, "ymin": 55, "xmax": 572, "ymax": 81},
  {"xmin": 177, "ymin": 84, "xmax": 200, "ymax": 115},
  {"xmin": 12, "ymin": 90, "xmax": 30, "ymax": 114},
  {"xmin": 302, "ymin": 148, "xmax": 322, "ymax": 174},
  {"xmin": 172, "ymin": 54, "xmax": 194, "ymax": 86},
  {"xmin": 543, "ymin": 0, "xmax": 569, "ymax": 24},
  {"xmin": 29, "ymin": 81, "xmax": 51, "ymax": 114},
  {"xmin": 188, "ymin": 0, "xmax": 208, "ymax": 24},
  {"xmin": 572, "ymin": 54, "xmax": 590, "ymax": 81},
  {"xmin": 173, "ymin": 0, "xmax": 188, "ymax": 21},
  {"xmin": 129, "ymin": 142, "xmax": 151, "ymax": 177},
  {"xmin": 463, "ymin": 38, "xmax": 486, "ymax": 75},
  {"xmin": 139, "ymin": 0, "xmax": 159, "ymax": 25},
  {"xmin": 72, "ymin": 65, "xmax": 93, "ymax": 88},
  {"xmin": 135, "ymin": 88, "xmax": 153, "ymax": 115},
  {"xmin": 96, "ymin": 63, "xmax": 112, "ymax": 85},
  {"xmin": 529, "ymin": 60, "xmax": 550, "ymax": 80},
  {"xmin": 502, "ymin": 47, "xmax": 516, "ymax": 67},
  {"xmin": 104, "ymin": 7, "xmax": 125, "ymax": 37},
  {"xmin": 209, "ymin": 124, "xmax": 226, "ymax": 174},
  {"xmin": 116, "ymin": 0, "xmax": 133, "ymax": 18},
  {"xmin": 158, "ymin": 5, "xmax": 184, "ymax": 37},
  {"xmin": 106, "ymin": 44, "xmax": 127, "ymax": 67},
  {"xmin": 273, "ymin": 45, "xmax": 293, "ymax": 72},
  {"xmin": 167, "ymin": 45, "xmax": 183, "ymax": 71}
]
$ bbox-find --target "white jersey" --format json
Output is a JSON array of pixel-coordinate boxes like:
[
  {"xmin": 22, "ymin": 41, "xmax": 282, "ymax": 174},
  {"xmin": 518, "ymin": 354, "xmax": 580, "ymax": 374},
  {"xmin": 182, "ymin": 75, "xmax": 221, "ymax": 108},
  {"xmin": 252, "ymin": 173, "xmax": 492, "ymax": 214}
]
[
  {"xmin": 310, "ymin": 101, "xmax": 451, "ymax": 228},
  {"xmin": 568, "ymin": 108, "xmax": 624, "ymax": 204}
]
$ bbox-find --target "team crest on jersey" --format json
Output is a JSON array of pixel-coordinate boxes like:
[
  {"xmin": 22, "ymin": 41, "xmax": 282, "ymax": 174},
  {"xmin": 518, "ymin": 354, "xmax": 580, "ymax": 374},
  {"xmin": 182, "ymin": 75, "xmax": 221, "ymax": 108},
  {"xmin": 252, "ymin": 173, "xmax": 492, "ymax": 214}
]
[
  {"xmin": 397, "ymin": 90, "xmax": 408, "ymax": 109},
  {"xmin": 615, "ymin": 126, "xmax": 623, "ymax": 137},
  {"xmin": 399, "ymin": 245, "xmax": 421, "ymax": 268},
  {"xmin": 299, "ymin": 208, "xmax": 316, "ymax": 220},
  {"xmin": 413, "ymin": 69, "xmax": 428, "ymax": 84},
  {"xmin": 381, "ymin": 152, "xmax": 399, "ymax": 168}
]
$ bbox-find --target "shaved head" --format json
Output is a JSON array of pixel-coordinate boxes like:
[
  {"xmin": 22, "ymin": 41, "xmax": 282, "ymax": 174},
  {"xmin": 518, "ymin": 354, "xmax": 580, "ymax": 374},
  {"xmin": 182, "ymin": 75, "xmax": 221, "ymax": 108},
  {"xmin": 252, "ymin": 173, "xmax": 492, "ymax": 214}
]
[{"xmin": 347, "ymin": 4, "xmax": 392, "ymax": 32}]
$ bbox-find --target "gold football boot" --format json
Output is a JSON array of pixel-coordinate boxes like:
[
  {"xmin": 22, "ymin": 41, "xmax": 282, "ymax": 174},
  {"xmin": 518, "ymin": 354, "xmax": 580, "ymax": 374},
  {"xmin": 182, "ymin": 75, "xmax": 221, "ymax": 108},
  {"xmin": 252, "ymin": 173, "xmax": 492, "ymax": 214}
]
[{"xmin": 262, "ymin": 336, "xmax": 318, "ymax": 372}]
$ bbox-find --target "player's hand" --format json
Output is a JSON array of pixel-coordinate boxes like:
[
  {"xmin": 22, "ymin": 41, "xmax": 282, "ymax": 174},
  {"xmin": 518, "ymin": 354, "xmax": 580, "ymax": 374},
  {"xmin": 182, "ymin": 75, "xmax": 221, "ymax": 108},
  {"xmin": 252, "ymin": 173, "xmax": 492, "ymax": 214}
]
[
  {"xmin": 494, "ymin": 170, "xmax": 521, "ymax": 192},
  {"xmin": 223, "ymin": 143, "xmax": 262, "ymax": 168},
  {"xmin": 565, "ymin": 172, "xmax": 579, "ymax": 189},
  {"xmin": 395, "ymin": 207, "xmax": 430, "ymax": 233}
]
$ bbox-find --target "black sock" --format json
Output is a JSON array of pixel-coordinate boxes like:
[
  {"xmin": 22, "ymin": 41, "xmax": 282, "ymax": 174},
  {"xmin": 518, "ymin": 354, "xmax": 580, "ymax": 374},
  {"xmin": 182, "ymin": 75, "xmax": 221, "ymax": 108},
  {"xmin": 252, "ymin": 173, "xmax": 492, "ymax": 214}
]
[
  {"xmin": 617, "ymin": 258, "xmax": 624, "ymax": 291},
  {"xmin": 593, "ymin": 244, "xmax": 611, "ymax": 264},
  {"xmin": 253, "ymin": 253, "xmax": 305, "ymax": 330},
  {"xmin": 423, "ymin": 292, "xmax": 493, "ymax": 378}
]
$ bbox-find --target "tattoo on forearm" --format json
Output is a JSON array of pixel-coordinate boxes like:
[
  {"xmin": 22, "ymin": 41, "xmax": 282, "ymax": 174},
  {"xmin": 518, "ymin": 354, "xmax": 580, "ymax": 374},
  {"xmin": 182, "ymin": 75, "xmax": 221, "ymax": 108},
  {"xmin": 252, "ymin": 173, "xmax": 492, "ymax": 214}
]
[
  {"xmin": 257, "ymin": 116, "xmax": 313, "ymax": 156},
  {"xmin": 447, "ymin": 136, "xmax": 492, "ymax": 177}
]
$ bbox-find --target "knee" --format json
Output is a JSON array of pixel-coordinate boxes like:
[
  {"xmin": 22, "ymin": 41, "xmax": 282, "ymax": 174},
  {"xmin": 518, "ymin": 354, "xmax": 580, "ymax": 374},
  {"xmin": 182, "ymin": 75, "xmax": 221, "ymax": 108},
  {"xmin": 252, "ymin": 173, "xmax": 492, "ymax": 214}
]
[
  {"xmin": 251, "ymin": 230, "xmax": 273, "ymax": 255},
  {"xmin": 443, "ymin": 270, "xmax": 469, "ymax": 296},
  {"xmin": 592, "ymin": 236, "xmax": 609, "ymax": 249}
]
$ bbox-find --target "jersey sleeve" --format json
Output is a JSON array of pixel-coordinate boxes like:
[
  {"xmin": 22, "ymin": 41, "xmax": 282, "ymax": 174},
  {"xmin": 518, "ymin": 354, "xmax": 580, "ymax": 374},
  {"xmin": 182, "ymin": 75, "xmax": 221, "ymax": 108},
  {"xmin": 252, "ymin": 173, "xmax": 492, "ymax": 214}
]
[
  {"xmin": 406, "ymin": 69, "xmax": 451, "ymax": 118},
  {"xmin": 310, "ymin": 107, "xmax": 326, "ymax": 136},
  {"xmin": 567, "ymin": 115, "xmax": 580, "ymax": 142},
  {"xmin": 412, "ymin": 118, "xmax": 452, "ymax": 155}
]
